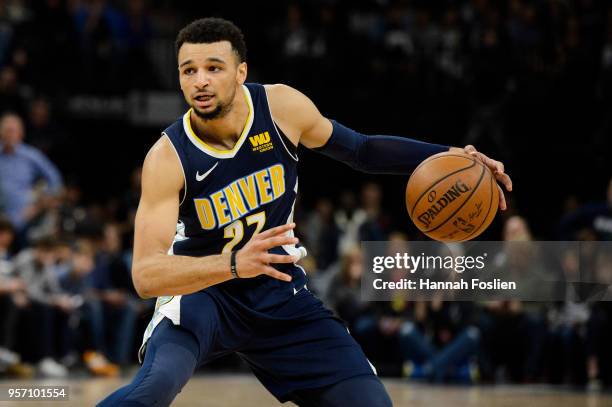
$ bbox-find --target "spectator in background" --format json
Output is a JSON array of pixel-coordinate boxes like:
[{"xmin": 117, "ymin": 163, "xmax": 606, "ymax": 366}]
[
  {"xmin": 400, "ymin": 300, "xmax": 480, "ymax": 384},
  {"xmin": 58, "ymin": 239, "xmax": 119, "ymax": 377},
  {"xmin": 0, "ymin": 215, "xmax": 13, "ymax": 261},
  {"xmin": 26, "ymin": 97, "xmax": 63, "ymax": 156},
  {"xmin": 0, "ymin": 3, "xmax": 15, "ymax": 68},
  {"xmin": 11, "ymin": 237, "xmax": 69, "ymax": 377},
  {"xmin": 478, "ymin": 216, "xmax": 550, "ymax": 383},
  {"xmin": 72, "ymin": 0, "xmax": 127, "ymax": 92},
  {"xmin": 559, "ymin": 177, "xmax": 612, "ymax": 240},
  {"xmin": 327, "ymin": 246, "xmax": 370, "ymax": 330},
  {"xmin": 0, "ymin": 176, "xmax": 5, "ymax": 214},
  {"xmin": 23, "ymin": 0, "xmax": 78, "ymax": 93},
  {"xmin": 0, "ymin": 66, "xmax": 25, "ymax": 115},
  {"xmin": 95, "ymin": 222, "xmax": 140, "ymax": 365},
  {"xmin": 116, "ymin": 166, "xmax": 141, "ymax": 254},
  {"xmin": 0, "ymin": 216, "xmax": 32, "ymax": 377},
  {"xmin": 335, "ymin": 189, "xmax": 367, "ymax": 255},
  {"xmin": 463, "ymin": 6, "xmax": 511, "ymax": 163},
  {"xmin": 309, "ymin": 3, "xmax": 342, "ymax": 93},
  {"xmin": 0, "ymin": 112, "xmax": 62, "ymax": 239},
  {"xmin": 0, "ymin": 217, "xmax": 20, "ymax": 327},
  {"xmin": 335, "ymin": 184, "xmax": 388, "ymax": 258},
  {"xmin": 359, "ymin": 182, "xmax": 389, "ymax": 241},
  {"xmin": 282, "ymin": 3, "xmax": 310, "ymax": 63},
  {"xmin": 338, "ymin": 232, "xmax": 480, "ymax": 383},
  {"xmin": 547, "ymin": 246, "xmax": 590, "ymax": 386},
  {"xmin": 329, "ymin": 237, "xmax": 414, "ymax": 375},
  {"xmin": 123, "ymin": 0, "xmax": 156, "ymax": 90},
  {"xmin": 303, "ymin": 197, "xmax": 340, "ymax": 270},
  {"xmin": 57, "ymin": 179, "xmax": 87, "ymax": 238},
  {"xmin": 437, "ymin": 7, "xmax": 463, "ymax": 81},
  {"xmin": 588, "ymin": 246, "xmax": 612, "ymax": 389},
  {"xmin": 64, "ymin": 223, "xmax": 140, "ymax": 368}
]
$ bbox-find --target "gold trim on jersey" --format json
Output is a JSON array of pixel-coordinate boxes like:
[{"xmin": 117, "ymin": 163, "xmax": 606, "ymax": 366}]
[{"xmin": 182, "ymin": 85, "xmax": 254, "ymax": 159}]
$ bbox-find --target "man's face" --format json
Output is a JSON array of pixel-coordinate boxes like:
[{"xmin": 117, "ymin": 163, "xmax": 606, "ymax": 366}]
[
  {"xmin": 178, "ymin": 41, "xmax": 247, "ymax": 121},
  {"xmin": 503, "ymin": 216, "xmax": 531, "ymax": 241},
  {"xmin": 30, "ymin": 99, "xmax": 50, "ymax": 127},
  {"xmin": 34, "ymin": 248, "xmax": 56, "ymax": 267},
  {"xmin": 72, "ymin": 252, "xmax": 94, "ymax": 276},
  {"xmin": 0, "ymin": 230, "xmax": 14, "ymax": 250},
  {"xmin": 0, "ymin": 115, "xmax": 24, "ymax": 148}
]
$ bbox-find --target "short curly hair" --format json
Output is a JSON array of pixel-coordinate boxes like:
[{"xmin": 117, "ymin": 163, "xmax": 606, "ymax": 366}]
[{"xmin": 175, "ymin": 18, "xmax": 247, "ymax": 63}]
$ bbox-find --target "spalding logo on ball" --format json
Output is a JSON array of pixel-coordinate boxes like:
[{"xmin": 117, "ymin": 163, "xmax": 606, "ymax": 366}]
[{"xmin": 406, "ymin": 152, "xmax": 499, "ymax": 242}]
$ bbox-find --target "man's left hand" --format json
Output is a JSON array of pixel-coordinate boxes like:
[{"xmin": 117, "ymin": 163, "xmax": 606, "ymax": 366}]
[{"xmin": 450, "ymin": 145, "xmax": 513, "ymax": 210}]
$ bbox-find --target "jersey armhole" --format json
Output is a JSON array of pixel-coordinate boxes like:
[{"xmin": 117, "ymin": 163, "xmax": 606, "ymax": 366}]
[
  {"xmin": 262, "ymin": 85, "xmax": 299, "ymax": 162},
  {"xmin": 162, "ymin": 132, "xmax": 187, "ymax": 206},
  {"xmin": 274, "ymin": 122, "xmax": 298, "ymax": 157}
]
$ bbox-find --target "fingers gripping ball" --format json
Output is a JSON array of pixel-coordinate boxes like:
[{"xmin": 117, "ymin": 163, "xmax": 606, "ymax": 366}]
[{"xmin": 406, "ymin": 152, "xmax": 498, "ymax": 242}]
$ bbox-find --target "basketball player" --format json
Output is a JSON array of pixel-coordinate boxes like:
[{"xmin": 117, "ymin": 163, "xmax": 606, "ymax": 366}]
[{"xmin": 98, "ymin": 18, "xmax": 512, "ymax": 407}]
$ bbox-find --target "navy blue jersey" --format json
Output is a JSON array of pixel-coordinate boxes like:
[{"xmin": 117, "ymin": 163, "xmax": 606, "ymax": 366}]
[
  {"xmin": 146, "ymin": 83, "xmax": 308, "ymax": 331},
  {"xmin": 166, "ymin": 83, "xmax": 302, "ymax": 258},
  {"xmin": 136, "ymin": 84, "xmax": 378, "ymax": 399}
]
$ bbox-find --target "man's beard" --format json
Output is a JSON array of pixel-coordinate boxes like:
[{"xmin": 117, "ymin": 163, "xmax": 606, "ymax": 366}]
[
  {"xmin": 191, "ymin": 87, "xmax": 236, "ymax": 121},
  {"xmin": 192, "ymin": 100, "xmax": 233, "ymax": 120}
]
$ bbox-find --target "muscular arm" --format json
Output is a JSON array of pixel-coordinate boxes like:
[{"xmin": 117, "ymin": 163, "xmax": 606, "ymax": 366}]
[
  {"xmin": 132, "ymin": 136, "xmax": 297, "ymax": 299},
  {"xmin": 265, "ymin": 84, "xmax": 512, "ymax": 208},
  {"xmin": 264, "ymin": 84, "xmax": 332, "ymax": 149},
  {"xmin": 265, "ymin": 84, "xmax": 448, "ymax": 173},
  {"xmin": 131, "ymin": 136, "xmax": 232, "ymax": 298}
]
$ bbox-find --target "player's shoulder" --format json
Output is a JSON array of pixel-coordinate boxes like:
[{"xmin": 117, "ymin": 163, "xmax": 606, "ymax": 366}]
[
  {"xmin": 264, "ymin": 83, "xmax": 307, "ymax": 107},
  {"xmin": 162, "ymin": 114, "xmax": 185, "ymax": 138},
  {"xmin": 141, "ymin": 134, "xmax": 183, "ymax": 191},
  {"xmin": 145, "ymin": 134, "xmax": 179, "ymax": 168},
  {"xmin": 148, "ymin": 114, "xmax": 186, "ymax": 168},
  {"xmin": 263, "ymin": 83, "xmax": 320, "ymax": 129}
]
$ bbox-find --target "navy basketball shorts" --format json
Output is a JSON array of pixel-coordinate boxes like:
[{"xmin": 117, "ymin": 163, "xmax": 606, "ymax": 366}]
[{"xmin": 153, "ymin": 288, "xmax": 378, "ymax": 403}]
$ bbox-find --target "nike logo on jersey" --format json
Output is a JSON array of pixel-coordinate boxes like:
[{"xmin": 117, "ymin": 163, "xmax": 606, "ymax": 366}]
[{"xmin": 196, "ymin": 162, "xmax": 219, "ymax": 182}]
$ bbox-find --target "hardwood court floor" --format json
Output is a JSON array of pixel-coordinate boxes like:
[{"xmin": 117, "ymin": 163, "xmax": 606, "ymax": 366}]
[{"xmin": 2, "ymin": 374, "xmax": 611, "ymax": 406}]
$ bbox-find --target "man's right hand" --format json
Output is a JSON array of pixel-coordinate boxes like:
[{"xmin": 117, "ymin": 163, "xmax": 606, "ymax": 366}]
[{"xmin": 234, "ymin": 223, "xmax": 299, "ymax": 282}]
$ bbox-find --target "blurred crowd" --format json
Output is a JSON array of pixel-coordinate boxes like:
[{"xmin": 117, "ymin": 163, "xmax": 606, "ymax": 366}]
[
  {"xmin": 0, "ymin": 118, "xmax": 149, "ymax": 377},
  {"xmin": 297, "ymin": 180, "xmax": 612, "ymax": 387},
  {"xmin": 0, "ymin": 0, "xmax": 610, "ymax": 391},
  {"xmin": 0, "ymin": 139, "xmax": 610, "ymax": 386}
]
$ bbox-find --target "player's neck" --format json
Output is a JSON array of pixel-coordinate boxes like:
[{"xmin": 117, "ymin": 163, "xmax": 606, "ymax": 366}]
[{"xmin": 189, "ymin": 89, "xmax": 248, "ymax": 150}]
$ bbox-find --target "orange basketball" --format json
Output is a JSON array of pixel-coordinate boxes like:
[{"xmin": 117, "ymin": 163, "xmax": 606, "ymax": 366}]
[{"xmin": 406, "ymin": 151, "xmax": 499, "ymax": 242}]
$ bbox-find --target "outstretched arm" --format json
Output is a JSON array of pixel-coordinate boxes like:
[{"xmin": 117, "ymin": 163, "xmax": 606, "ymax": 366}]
[
  {"xmin": 266, "ymin": 84, "xmax": 512, "ymax": 209},
  {"xmin": 311, "ymin": 120, "xmax": 449, "ymax": 175},
  {"xmin": 131, "ymin": 136, "xmax": 297, "ymax": 299}
]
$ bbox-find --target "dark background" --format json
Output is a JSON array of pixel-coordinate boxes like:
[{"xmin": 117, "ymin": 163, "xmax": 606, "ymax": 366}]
[
  {"xmin": 1, "ymin": 0, "xmax": 611, "ymax": 386},
  {"xmin": 3, "ymin": 0, "xmax": 609, "ymax": 239}
]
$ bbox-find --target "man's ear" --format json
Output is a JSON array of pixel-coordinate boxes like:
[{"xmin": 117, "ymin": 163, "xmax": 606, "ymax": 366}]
[{"xmin": 237, "ymin": 62, "xmax": 247, "ymax": 84}]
